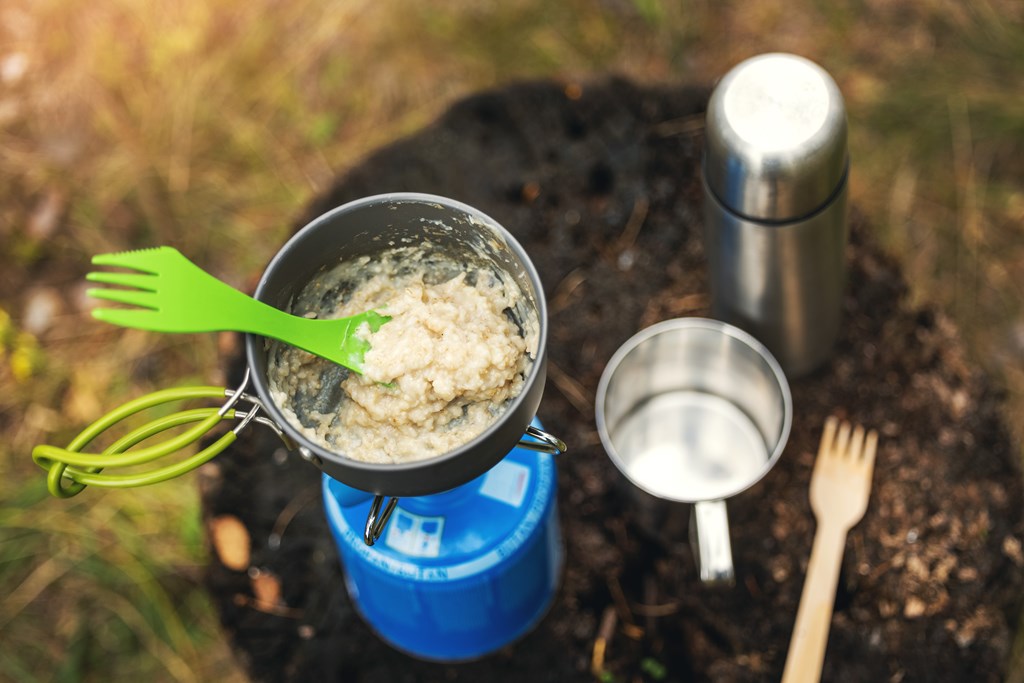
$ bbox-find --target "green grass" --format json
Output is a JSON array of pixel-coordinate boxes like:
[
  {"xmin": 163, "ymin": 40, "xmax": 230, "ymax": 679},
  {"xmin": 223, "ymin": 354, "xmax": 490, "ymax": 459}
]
[
  {"xmin": 2, "ymin": 0, "xmax": 1022, "ymax": 680},
  {"xmin": 0, "ymin": 480, "xmax": 222, "ymax": 682}
]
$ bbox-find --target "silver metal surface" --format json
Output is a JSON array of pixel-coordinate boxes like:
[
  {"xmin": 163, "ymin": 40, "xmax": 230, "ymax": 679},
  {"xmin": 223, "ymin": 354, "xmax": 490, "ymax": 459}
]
[
  {"xmin": 704, "ymin": 53, "xmax": 848, "ymax": 221},
  {"xmin": 517, "ymin": 425, "xmax": 568, "ymax": 455},
  {"xmin": 595, "ymin": 318, "xmax": 791, "ymax": 583},
  {"xmin": 703, "ymin": 185, "xmax": 847, "ymax": 376},
  {"xmin": 703, "ymin": 52, "xmax": 849, "ymax": 377},
  {"xmin": 364, "ymin": 495, "xmax": 400, "ymax": 545},
  {"xmin": 221, "ymin": 368, "xmax": 297, "ymax": 446},
  {"xmin": 692, "ymin": 500, "xmax": 734, "ymax": 584}
]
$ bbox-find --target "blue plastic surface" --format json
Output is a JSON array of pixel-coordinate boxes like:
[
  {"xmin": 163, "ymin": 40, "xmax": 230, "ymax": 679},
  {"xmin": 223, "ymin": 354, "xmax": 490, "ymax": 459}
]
[{"xmin": 322, "ymin": 427, "xmax": 562, "ymax": 662}]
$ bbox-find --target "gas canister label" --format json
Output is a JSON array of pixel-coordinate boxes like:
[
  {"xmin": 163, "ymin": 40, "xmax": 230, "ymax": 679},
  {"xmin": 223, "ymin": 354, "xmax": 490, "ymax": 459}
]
[
  {"xmin": 479, "ymin": 460, "xmax": 530, "ymax": 508},
  {"xmin": 384, "ymin": 509, "xmax": 445, "ymax": 558}
]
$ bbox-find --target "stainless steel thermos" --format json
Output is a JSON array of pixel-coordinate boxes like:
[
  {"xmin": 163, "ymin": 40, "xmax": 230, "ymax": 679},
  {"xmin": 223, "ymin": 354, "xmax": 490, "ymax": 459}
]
[{"xmin": 702, "ymin": 53, "xmax": 849, "ymax": 377}]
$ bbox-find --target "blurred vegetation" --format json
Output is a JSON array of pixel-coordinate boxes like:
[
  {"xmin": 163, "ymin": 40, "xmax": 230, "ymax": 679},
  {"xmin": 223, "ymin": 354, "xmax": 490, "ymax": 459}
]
[{"xmin": 1, "ymin": 0, "xmax": 1021, "ymax": 680}]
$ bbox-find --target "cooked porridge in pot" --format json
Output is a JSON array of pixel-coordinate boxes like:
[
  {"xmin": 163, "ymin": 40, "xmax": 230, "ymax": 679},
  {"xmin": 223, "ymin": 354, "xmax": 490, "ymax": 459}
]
[{"xmin": 267, "ymin": 242, "xmax": 539, "ymax": 464}]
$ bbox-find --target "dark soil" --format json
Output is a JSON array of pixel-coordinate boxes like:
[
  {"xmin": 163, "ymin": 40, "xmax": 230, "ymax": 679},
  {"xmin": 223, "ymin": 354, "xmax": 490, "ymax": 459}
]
[{"xmin": 201, "ymin": 78, "xmax": 1024, "ymax": 682}]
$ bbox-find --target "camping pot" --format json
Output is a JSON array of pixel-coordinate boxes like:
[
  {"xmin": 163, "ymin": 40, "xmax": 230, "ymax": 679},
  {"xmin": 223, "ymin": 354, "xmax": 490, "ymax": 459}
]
[{"xmin": 244, "ymin": 193, "xmax": 565, "ymax": 541}]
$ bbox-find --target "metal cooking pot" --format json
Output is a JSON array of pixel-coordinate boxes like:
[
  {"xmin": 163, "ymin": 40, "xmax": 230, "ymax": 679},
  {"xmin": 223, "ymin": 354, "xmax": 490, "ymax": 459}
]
[{"xmin": 245, "ymin": 193, "xmax": 563, "ymax": 498}]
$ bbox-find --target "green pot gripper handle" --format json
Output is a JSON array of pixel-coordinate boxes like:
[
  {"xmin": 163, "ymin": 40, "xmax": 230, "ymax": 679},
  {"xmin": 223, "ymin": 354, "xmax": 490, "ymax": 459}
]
[{"xmin": 32, "ymin": 370, "xmax": 287, "ymax": 498}]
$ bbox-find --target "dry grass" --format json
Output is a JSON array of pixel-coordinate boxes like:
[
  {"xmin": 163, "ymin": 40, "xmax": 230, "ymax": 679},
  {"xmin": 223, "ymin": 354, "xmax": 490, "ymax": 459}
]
[{"xmin": 1, "ymin": 0, "xmax": 1022, "ymax": 680}]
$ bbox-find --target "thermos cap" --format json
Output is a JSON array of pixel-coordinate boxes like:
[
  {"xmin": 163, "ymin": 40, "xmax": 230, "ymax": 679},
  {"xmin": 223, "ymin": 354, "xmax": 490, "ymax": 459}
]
[{"xmin": 704, "ymin": 53, "xmax": 848, "ymax": 222}]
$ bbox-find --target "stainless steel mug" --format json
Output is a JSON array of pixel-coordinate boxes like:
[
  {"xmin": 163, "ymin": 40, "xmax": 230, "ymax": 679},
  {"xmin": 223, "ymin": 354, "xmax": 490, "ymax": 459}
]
[
  {"xmin": 595, "ymin": 318, "xmax": 792, "ymax": 583},
  {"xmin": 702, "ymin": 53, "xmax": 849, "ymax": 377}
]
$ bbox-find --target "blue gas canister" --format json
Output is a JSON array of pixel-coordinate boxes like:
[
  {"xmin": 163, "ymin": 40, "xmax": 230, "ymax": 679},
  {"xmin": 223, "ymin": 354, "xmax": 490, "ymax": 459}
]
[{"xmin": 322, "ymin": 436, "xmax": 562, "ymax": 661}]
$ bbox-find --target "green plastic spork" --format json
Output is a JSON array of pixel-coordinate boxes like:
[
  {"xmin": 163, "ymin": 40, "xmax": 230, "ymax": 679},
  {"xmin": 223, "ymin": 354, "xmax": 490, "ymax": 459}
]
[{"xmin": 86, "ymin": 246, "xmax": 390, "ymax": 373}]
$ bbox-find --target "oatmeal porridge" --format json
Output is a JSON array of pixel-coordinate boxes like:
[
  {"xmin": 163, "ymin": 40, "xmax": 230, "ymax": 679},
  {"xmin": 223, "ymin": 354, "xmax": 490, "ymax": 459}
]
[{"xmin": 267, "ymin": 243, "xmax": 538, "ymax": 464}]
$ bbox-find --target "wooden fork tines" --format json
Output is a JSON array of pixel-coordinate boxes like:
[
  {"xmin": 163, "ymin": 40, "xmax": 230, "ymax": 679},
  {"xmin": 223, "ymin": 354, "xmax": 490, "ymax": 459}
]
[{"xmin": 781, "ymin": 416, "xmax": 879, "ymax": 683}]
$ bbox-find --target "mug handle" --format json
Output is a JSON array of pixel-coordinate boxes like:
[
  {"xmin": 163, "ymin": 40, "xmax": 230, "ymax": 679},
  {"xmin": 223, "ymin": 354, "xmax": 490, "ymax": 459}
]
[{"xmin": 690, "ymin": 500, "xmax": 735, "ymax": 585}]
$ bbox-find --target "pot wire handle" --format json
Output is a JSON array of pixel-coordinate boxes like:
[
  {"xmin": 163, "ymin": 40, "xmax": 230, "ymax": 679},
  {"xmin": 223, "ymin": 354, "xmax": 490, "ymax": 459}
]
[
  {"xmin": 364, "ymin": 495, "xmax": 400, "ymax": 545},
  {"xmin": 358, "ymin": 424, "xmax": 566, "ymax": 546},
  {"xmin": 517, "ymin": 425, "xmax": 567, "ymax": 455},
  {"xmin": 31, "ymin": 369, "xmax": 283, "ymax": 498}
]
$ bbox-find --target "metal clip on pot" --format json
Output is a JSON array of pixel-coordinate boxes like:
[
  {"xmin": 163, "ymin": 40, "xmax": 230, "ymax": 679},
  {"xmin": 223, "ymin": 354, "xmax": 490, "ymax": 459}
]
[{"xmin": 348, "ymin": 423, "xmax": 565, "ymax": 548}]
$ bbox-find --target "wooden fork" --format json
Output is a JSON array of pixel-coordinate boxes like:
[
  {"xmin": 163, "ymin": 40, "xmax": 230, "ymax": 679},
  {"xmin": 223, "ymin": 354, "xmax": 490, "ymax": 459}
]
[{"xmin": 781, "ymin": 416, "xmax": 879, "ymax": 683}]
